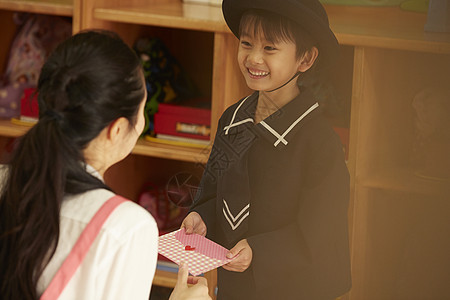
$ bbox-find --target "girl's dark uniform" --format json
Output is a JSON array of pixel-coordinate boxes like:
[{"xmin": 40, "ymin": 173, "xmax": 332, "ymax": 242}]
[{"xmin": 192, "ymin": 88, "xmax": 352, "ymax": 300}]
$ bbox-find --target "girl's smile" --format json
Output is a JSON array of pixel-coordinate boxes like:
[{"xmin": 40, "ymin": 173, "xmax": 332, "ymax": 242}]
[{"xmin": 247, "ymin": 67, "xmax": 270, "ymax": 78}]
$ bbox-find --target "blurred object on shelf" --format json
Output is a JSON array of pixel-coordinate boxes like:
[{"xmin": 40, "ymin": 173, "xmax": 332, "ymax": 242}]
[
  {"xmin": 0, "ymin": 81, "xmax": 22, "ymax": 118},
  {"xmin": 156, "ymin": 260, "xmax": 178, "ymax": 273},
  {"xmin": 154, "ymin": 101, "xmax": 211, "ymax": 141},
  {"xmin": 411, "ymin": 86, "xmax": 450, "ymax": 181},
  {"xmin": 0, "ymin": 13, "xmax": 71, "ymax": 119},
  {"xmin": 10, "ymin": 87, "xmax": 39, "ymax": 126},
  {"xmin": 19, "ymin": 87, "xmax": 39, "ymax": 124},
  {"xmin": 425, "ymin": 0, "xmax": 450, "ymax": 32},
  {"xmin": 133, "ymin": 37, "xmax": 200, "ymax": 136},
  {"xmin": 137, "ymin": 182, "xmax": 189, "ymax": 231}
]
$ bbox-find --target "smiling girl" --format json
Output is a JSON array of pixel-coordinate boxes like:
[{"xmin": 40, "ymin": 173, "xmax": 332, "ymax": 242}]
[{"xmin": 181, "ymin": 1, "xmax": 352, "ymax": 299}]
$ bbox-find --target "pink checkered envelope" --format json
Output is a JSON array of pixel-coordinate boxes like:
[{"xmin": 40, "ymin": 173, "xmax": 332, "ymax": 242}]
[{"xmin": 158, "ymin": 228, "xmax": 234, "ymax": 276}]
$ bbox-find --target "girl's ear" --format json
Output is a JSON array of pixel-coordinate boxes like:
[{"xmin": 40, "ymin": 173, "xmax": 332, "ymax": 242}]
[
  {"xmin": 297, "ymin": 47, "xmax": 319, "ymax": 72},
  {"xmin": 106, "ymin": 117, "xmax": 128, "ymax": 143}
]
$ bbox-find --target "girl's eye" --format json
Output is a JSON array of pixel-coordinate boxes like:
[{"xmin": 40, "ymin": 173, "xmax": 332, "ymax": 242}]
[
  {"xmin": 240, "ymin": 40, "xmax": 251, "ymax": 48},
  {"xmin": 264, "ymin": 46, "xmax": 277, "ymax": 51}
]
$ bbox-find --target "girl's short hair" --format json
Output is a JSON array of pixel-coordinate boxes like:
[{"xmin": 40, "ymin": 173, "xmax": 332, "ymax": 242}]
[
  {"xmin": 238, "ymin": 10, "xmax": 339, "ymax": 115},
  {"xmin": 239, "ymin": 9, "xmax": 318, "ymax": 61}
]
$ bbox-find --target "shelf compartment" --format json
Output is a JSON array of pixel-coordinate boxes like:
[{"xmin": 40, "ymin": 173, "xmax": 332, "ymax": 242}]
[
  {"xmin": 0, "ymin": 0, "xmax": 73, "ymax": 16},
  {"xmin": 325, "ymin": 5, "xmax": 450, "ymax": 54},
  {"xmin": 349, "ymin": 188, "xmax": 450, "ymax": 299},
  {"xmin": 93, "ymin": 2, "xmax": 228, "ymax": 33},
  {"xmin": 351, "ymin": 47, "xmax": 450, "ymax": 181}
]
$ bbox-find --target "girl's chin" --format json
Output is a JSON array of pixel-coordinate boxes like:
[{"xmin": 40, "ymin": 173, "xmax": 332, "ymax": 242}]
[{"xmin": 245, "ymin": 78, "xmax": 269, "ymax": 90}]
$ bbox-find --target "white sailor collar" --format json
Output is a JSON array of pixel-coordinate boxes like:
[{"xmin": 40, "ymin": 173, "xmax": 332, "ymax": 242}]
[{"xmin": 223, "ymin": 89, "xmax": 320, "ymax": 148}]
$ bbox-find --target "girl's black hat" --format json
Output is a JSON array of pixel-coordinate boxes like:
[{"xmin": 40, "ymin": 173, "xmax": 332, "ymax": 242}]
[{"xmin": 222, "ymin": 0, "xmax": 339, "ymax": 70}]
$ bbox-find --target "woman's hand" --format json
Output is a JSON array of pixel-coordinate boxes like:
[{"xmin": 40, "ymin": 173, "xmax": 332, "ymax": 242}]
[
  {"xmin": 169, "ymin": 263, "xmax": 211, "ymax": 300},
  {"xmin": 223, "ymin": 239, "xmax": 253, "ymax": 272},
  {"xmin": 180, "ymin": 212, "xmax": 207, "ymax": 236}
]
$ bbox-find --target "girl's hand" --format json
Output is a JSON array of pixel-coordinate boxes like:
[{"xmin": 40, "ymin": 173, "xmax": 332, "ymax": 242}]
[
  {"xmin": 169, "ymin": 263, "xmax": 211, "ymax": 300},
  {"xmin": 223, "ymin": 239, "xmax": 253, "ymax": 272},
  {"xmin": 181, "ymin": 212, "xmax": 207, "ymax": 236}
]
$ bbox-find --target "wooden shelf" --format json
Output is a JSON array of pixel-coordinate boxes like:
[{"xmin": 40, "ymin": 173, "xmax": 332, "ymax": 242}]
[
  {"xmin": 94, "ymin": 2, "xmax": 228, "ymax": 33},
  {"xmin": 360, "ymin": 167, "xmax": 450, "ymax": 197},
  {"xmin": 153, "ymin": 269, "xmax": 177, "ymax": 288},
  {"xmin": 0, "ymin": 0, "xmax": 73, "ymax": 16},
  {"xmin": 0, "ymin": 119, "xmax": 30, "ymax": 137},
  {"xmin": 0, "ymin": 119, "xmax": 210, "ymax": 163},
  {"xmin": 133, "ymin": 139, "xmax": 209, "ymax": 164},
  {"xmin": 93, "ymin": 2, "xmax": 450, "ymax": 53},
  {"xmin": 325, "ymin": 5, "xmax": 450, "ymax": 54}
]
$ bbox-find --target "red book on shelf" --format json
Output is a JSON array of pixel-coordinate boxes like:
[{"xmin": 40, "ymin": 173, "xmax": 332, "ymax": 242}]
[
  {"xmin": 154, "ymin": 101, "xmax": 211, "ymax": 141},
  {"xmin": 20, "ymin": 88, "xmax": 39, "ymax": 123}
]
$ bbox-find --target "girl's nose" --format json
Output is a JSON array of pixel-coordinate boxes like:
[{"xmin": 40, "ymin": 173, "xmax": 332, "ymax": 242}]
[{"xmin": 248, "ymin": 49, "xmax": 263, "ymax": 64}]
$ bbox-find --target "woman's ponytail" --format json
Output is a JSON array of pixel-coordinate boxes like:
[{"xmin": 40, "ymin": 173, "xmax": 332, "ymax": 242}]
[{"xmin": 0, "ymin": 119, "xmax": 68, "ymax": 298}]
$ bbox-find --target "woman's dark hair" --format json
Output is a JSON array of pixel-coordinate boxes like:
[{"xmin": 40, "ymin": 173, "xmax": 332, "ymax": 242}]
[
  {"xmin": 0, "ymin": 30, "xmax": 145, "ymax": 299},
  {"xmin": 239, "ymin": 10, "xmax": 340, "ymax": 115}
]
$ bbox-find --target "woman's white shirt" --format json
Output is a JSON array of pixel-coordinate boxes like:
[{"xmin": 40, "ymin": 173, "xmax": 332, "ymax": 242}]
[{"xmin": 34, "ymin": 168, "xmax": 159, "ymax": 299}]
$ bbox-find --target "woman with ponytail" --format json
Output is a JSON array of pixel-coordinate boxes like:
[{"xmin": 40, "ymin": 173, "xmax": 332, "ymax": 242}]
[{"xmin": 0, "ymin": 30, "xmax": 210, "ymax": 300}]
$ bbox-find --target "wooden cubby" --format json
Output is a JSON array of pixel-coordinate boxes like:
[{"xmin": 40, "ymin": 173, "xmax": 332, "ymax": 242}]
[
  {"xmin": 1, "ymin": 1, "xmax": 450, "ymax": 299},
  {"xmin": 341, "ymin": 6, "xmax": 450, "ymax": 300}
]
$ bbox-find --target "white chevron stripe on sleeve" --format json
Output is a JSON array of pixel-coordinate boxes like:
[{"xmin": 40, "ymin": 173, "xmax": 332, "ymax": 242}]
[{"xmin": 222, "ymin": 199, "xmax": 250, "ymax": 231}]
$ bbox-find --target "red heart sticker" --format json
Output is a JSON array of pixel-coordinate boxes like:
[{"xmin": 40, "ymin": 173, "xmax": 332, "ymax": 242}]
[{"xmin": 185, "ymin": 245, "xmax": 196, "ymax": 251}]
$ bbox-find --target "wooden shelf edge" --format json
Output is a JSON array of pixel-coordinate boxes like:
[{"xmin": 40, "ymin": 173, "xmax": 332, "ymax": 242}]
[
  {"xmin": 336, "ymin": 32, "xmax": 450, "ymax": 54},
  {"xmin": 93, "ymin": 3, "xmax": 229, "ymax": 33},
  {"xmin": 153, "ymin": 269, "xmax": 177, "ymax": 288},
  {"xmin": 358, "ymin": 167, "xmax": 450, "ymax": 196},
  {"xmin": 92, "ymin": 3, "xmax": 450, "ymax": 53},
  {"xmin": 132, "ymin": 139, "xmax": 210, "ymax": 163},
  {"xmin": 326, "ymin": 5, "xmax": 450, "ymax": 54},
  {"xmin": 0, "ymin": 120, "xmax": 211, "ymax": 163},
  {"xmin": 0, "ymin": 119, "xmax": 30, "ymax": 137},
  {"xmin": 0, "ymin": 0, "xmax": 73, "ymax": 17}
]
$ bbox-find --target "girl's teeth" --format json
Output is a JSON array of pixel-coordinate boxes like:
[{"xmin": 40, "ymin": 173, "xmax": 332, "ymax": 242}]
[{"xmin": 249, "ymin": 69, "xmax": 268, "ymax": 76}]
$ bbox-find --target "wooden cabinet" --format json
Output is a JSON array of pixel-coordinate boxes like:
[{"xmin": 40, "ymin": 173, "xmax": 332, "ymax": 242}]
[
  {"xmin": 331, "ymin": 6, "xmax": 450, "ymax": 300},
  {"xmin": 1, "ymin": 1, "xmax": 450, "ymax": 299}
]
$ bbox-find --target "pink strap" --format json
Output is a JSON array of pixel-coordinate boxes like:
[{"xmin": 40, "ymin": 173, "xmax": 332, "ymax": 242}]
[{"xmin": 40, "ymin": 195, "xmax": 127, "ymax": 300}]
